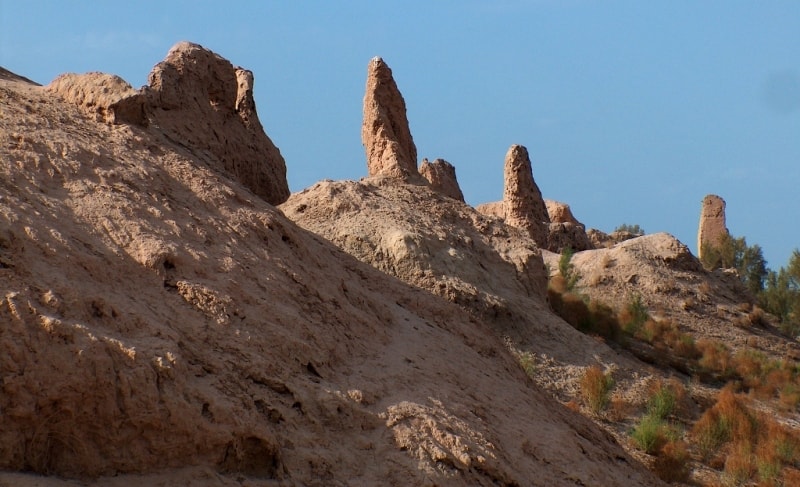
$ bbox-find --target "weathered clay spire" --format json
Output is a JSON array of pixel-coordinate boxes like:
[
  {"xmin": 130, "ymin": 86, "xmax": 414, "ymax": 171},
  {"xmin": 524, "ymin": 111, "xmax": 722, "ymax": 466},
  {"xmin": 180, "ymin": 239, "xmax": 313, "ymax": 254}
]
[
  {"xmin": 361, "ymin": 57, "xmax": 419, "ymax": 181},
  {"xmin": 419, "ymin": 158, "xmax": 465, "ymax": 202},
  {"xmin": 697, "ymin": 194, "xmax": 729, "ymax": 260},
  {"xmin": 503, "ymin": 145, "xmax": 550, "ymax": 247}
]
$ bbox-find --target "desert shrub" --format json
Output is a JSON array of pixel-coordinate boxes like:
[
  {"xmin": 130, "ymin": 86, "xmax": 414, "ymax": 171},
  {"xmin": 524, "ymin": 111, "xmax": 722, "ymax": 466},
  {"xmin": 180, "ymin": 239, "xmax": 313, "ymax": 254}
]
[
  {"xmin": 697, "ymin": 339, "xmax": 735, "ymax": 379},
  {"xmin": 557, "ymin": 292, "xmax": 591, "ymax": 330},
  {"xmin": 580, "ymin": 365, "xmax": 614, "ymax": 415},
  {"xmin": 614, "ymin": 223, "xmax": 645, "ymax": 235},
  {"xmin": 653, "ymin": 440, "xmax": 691, "ymax": 483},
  {"xmin": 748, "ymin": 305, "xmax": 767, "ymax": 326},
  {"xmin": 631, "ymin": 414, "xmax": 668, "ymax": 454},
  {"xmin": 723, "ymin": 442, "xmax": 755, "ymax": 486},
  {"xmin": 778, "ymin": 383, "xmax": 800, "ymax": 411},
  {"xmin": 516, "ymin": 351, "xmax": 536, "ymax": 379},
  {"xmin": 558, "ymin": 246, "xmax": 580, "ymax": 291},
  {"xmin": 668, "ymin": 332, "xmax": 700, "ymax": 360},
  {"xmin": 691, "ymin": 387, "xmax": 756, "ymax": 460},
  {"xmin": 646, "ymin": 380, "xmax": 678, "ymax": 420},
  {"xmin": 760, "ymin": 417, "xmax": 798, "ymax": 466},
  {"xmin": 639, "ymin": 318, "xmax": 671, "ymax": 344},
  {"xmin": 607, "ymin": 396, "xmax": 635, "ymax": 422},
  {"xmin": 548, "ymin": 284, "xmax": 622, "ymax": 341},
  {"xmin": 585, "ymin": 300, "xmax": 620, "ymax": 341},
  {"xmin": 619, "ymin": 293, "xmax": 649, "ymax": 336},
  {"xmin": 632, "ymin": 381, "xmax": 685, "ymax": 456},
  {"xmin": 733, "ymin": 349, "xmax": 766, "ymax": 390}
]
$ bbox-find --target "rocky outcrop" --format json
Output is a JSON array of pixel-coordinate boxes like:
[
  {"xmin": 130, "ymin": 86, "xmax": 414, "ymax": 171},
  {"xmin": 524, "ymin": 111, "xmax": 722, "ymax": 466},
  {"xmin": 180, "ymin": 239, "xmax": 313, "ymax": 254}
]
[
  {"xmin": 145, "ymin": 42, "xmax": 289, "ymax": 205},
  {"xmin": 361, "ymin": 57, "xmax": 419, "ymax": 181},
  {"xmin": 503, "ymin": 144, "xmax": 550, "ymax": 247},
  {"xmin": 697, "ymin": 194, "xmax": 729, "ymax": 260},
  {"xmin": 419, "ymin": 158, "xmax": 464, "ymax": 201},
  {"xmin": 46, "ymin": 72, "xmax": 147, "ymax": 125}
]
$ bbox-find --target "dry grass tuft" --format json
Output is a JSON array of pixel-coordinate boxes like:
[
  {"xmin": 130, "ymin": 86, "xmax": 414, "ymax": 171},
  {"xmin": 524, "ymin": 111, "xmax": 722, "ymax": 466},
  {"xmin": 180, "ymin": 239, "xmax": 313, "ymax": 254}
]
[{"xmin": 580, "ymin": 365, "xmax": 614, "ymax": 415}]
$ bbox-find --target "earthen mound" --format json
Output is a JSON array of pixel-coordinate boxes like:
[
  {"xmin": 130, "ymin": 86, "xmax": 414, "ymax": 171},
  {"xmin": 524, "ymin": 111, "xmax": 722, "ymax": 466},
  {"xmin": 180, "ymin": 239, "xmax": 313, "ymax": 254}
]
[
  {"xmin": 1, "ymin": 66, "xmax": 662, "ymax": 486},
  {"xmin": 419, "ymin": 158, "xmax": 464, "ymax": 201},
  {"xmin": 47, "ymin": 73, "xmax": 147, "ymax": 125}
]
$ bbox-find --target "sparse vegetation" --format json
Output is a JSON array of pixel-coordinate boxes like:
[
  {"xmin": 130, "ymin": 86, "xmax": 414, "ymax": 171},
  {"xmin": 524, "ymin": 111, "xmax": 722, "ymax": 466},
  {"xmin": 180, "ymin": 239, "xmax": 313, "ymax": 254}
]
[
  {"xmin": 703, "ymin": 234, "xmax": 800, "ymax": 338},
  {"xmin": 619, "ymin": 293, "xmax": 648, "ymax": 336},
  {"xmin": 614, "ymin": 223, "xmax": 645, "ymax": 235},
  {"xmin": 558, "ymin": 246, "xmax": 581, "ymax": 291},
  {"xmin": 544, "ymin": 232, "xmax": 800, "ymax": 485},
  {"xmin": 631, "ymin": 380, "xmax": 683, "ymax": 456},
  {"xmin": 631, "ymin": 414, "xmax": 670, "ymax": 454},
  {"xmin": 580, "ymin": 366, "xmax": 614, "ymax": 415}
]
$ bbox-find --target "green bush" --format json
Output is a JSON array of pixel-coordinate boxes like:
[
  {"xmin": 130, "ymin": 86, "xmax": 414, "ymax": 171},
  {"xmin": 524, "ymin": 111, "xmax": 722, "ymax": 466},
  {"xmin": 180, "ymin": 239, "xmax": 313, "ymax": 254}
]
[
  {"xmin": 631, "ymin": 414, "xmax": 668, "ymax": 454},
  {"xmin": 647, "ymin": 382, "xmax": 677, "ymax": 420},
  {"xmin": 614, "ymin": 223, "xmax": 645, "ymax": 235}
]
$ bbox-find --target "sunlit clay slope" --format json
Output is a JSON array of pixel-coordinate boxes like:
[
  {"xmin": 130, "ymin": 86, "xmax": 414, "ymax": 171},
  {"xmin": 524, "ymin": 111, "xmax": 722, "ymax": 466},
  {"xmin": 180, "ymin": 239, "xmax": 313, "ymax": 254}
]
[{"xmin": 0, "ymin": 44, "xmax": 662, "ymax": 486}]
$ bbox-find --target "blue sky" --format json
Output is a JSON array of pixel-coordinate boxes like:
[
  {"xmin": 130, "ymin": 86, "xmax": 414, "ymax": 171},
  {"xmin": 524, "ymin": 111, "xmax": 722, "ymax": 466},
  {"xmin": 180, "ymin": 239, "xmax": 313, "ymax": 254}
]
[{"xmin": 2, "ymin": 1, "xmax": 799, "ymax": 268}]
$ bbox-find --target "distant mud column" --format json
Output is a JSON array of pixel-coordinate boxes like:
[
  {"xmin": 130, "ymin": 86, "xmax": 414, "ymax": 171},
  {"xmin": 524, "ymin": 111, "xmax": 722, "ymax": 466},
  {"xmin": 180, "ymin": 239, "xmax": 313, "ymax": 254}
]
[
  {"xmin": 361, "ymin": 57, "xmax": 419, "ymax": 181},
  {"xmin": 419, "ymin": 158, "xmax": 465, "ymax": 201},
  {"xmin": 503, "ymin": 145, "xmax": 550, "ymax": 247},
  {"xmin": 697, "ymin": 194, "xmax": 729, "ymax": 260}
]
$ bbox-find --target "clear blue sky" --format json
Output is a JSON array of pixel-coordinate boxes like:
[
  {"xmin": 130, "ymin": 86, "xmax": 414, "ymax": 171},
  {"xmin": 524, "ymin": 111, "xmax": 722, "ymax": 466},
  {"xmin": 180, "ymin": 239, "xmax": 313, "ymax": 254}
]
[{"xmin": 2, "ymin": 1, "xmax": 799, "ymax": 268}]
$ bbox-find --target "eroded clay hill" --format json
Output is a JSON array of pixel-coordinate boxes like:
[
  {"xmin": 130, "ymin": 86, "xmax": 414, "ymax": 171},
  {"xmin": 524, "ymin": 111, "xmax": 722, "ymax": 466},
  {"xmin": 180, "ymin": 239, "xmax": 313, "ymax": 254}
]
[{"xmin": 0, "ymin": 45, "xmax": 662, "ymax": 486}]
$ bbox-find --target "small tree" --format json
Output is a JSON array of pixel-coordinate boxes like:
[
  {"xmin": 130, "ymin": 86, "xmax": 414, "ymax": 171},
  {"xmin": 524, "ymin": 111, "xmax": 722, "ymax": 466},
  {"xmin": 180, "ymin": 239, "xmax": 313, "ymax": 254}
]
[
  {"xmin": 701, "ymin": 234, "xmax": 768, "ymax": 296},
  {"xmin": 760, "ymin": 249, "xmax": 800, "ymax": 336}
]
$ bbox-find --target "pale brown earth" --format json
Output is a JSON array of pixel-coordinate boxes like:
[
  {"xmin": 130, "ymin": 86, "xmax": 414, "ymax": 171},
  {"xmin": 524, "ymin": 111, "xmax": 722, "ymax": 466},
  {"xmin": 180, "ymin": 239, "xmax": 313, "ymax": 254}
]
[
  {"xmin": 280, "ymin": 50, "xmax": 800, "ymax": 486},
  {"xmin": 542, "ymin": 234, "xmax": 800, "ymax": 482},
  {"xmin": 46, "ymin": 42, "xmax": 290, "ymax": 206},
  {"xmin": 545, "ymin": 233, "xmax": 800, "ymax": 361},
  {"xmin": 0, "ymin": 45, "xmax": 665, "ymax": 486}
]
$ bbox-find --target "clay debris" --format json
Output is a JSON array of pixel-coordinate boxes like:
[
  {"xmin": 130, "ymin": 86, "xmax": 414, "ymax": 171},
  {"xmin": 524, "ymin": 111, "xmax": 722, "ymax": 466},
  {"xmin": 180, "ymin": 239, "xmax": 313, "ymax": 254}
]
[
  {"xmin": 503, "ymin": 144, "xmax": 550, "ymax": 247},
  {"xmin": 361, "ymin": 57, "xmax": 419, "ymax": 181},
  {"xmin": 697, "ymin": 194, "xmax": 729, "ymax": 260},
  {"xmin": 419, "ymin": 158, "xmax": 465, "ymax": 201}
]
